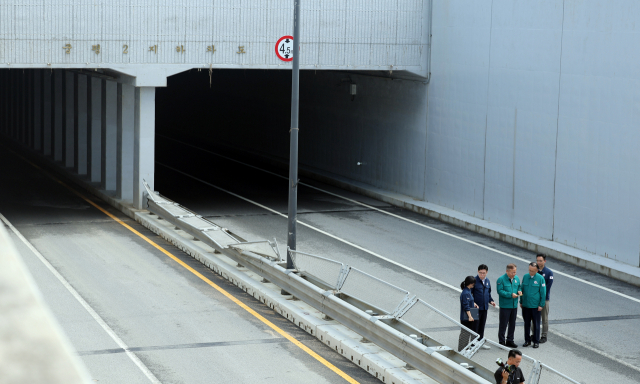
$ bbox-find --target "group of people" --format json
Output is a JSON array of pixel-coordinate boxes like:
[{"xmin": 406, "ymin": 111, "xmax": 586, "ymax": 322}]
[{"xmin": 458, "ymin": 254, "xmax": 554, "ymax": 353}]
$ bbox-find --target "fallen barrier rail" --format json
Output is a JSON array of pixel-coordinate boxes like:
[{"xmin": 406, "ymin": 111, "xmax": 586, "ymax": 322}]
[{"xmin": 142, "ymin": 182, "xmax": 580, "ymax": 384}]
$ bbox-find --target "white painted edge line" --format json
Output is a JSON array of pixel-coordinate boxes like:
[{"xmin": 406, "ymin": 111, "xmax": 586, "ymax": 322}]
[
  {"xmin": 157, "ymin": 163, "xmax": 640, "ymax": 375},
  {"xmin": 0, "ymin": 214, "xmax": 162, "ymax": 384},
  {"xmin": 136, "ymin": 212, "xmax": 430, "ymax": 384},
  {"xmin": 159, "ymin": 136, "xmax": 640, "ymax": 305},
  {"xmin": 158, "ymin": 162, "xmax": 460, "ymax": 292}
]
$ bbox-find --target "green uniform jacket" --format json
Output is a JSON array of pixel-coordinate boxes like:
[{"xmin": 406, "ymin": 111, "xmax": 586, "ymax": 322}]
[
  {"xmin": 496, "ymin": 273, "xmax": 521, "ymax": 309},
  {"xmin": 520, "ymin": 273, "xmax": 547, "ymax": 308}
]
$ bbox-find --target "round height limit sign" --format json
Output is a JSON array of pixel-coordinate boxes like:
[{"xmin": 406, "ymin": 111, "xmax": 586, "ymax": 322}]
[{"xmin": 275, "ymin": 35, "xmax": 294, "ymax": 61}]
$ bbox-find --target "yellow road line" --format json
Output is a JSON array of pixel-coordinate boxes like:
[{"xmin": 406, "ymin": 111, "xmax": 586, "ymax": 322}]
[{"xmin": 6, "ymin": 147, "xmax": 360, "ymax": 384}]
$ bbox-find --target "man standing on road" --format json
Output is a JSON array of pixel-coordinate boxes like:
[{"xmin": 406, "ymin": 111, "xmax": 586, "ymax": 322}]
[
  {"xmin": 473, "ymin": 264, "xmax": 496, "ymax": 350},
  {"xmin": 520, "ymin": 262, "xmax": 546, "ymax": 348},
  {"xmin": 496, "ymin": 264, "xmax": 521, "ymax": 348},
  {"xmin": 535, "ymin": 254, "xmax": 553, "ymax": 343}
]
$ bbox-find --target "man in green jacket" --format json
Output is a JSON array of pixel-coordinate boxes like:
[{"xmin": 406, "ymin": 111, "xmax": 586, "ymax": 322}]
[
  {"xmin": 496, "ymin": 264, "xmax": 521, "ymax": 348},
  {"xmin": 520, "ymin": 262, "xmax": 547, "ymax": 348}
]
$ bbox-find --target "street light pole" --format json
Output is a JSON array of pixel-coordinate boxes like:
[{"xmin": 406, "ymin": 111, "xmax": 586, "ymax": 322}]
[{"xmin": 286, "ymin": 0, "xmax": 301, "ymax": 271}]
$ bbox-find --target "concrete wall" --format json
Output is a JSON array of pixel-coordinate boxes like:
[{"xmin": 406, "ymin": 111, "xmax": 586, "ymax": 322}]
[
  {"xmin": 299, "ymin": 73, "xmax": 429, "ymax": 197},
  {"xmin": 0, "ymin": 0, "xmax": 429, "ymax": 77},
  {"xmin": 158, "ymin": 0, "xmax": 640, "ymax": 268},
  {"xmin": 426, "ymin": 0, "xmax": 640, "ymax": 266}
]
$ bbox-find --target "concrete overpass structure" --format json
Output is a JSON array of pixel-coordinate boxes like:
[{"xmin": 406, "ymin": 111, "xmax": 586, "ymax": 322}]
[
  {"xmin": 3, "ymin": 1, "xmax": 639, "ymax": 272},
  {"xmin": 2, "ymin": 1, "xmax": 640, "ymax": 383},
  {"xmin": 0, "ymin": 0, "xmax": 431, "ymax": 209}
]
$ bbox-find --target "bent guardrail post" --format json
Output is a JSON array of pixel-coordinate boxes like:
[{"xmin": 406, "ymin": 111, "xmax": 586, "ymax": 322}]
[
  {"xmin": 142, "ymin": 189, "xmax": 492, "ymax": 383},
  {"xmin": 232, "ymin": 250, "xmax": 493, "ymax": 384},
  {"xmin": 142, "ymin": 188, "xmax": 586, "ymax": 384}
]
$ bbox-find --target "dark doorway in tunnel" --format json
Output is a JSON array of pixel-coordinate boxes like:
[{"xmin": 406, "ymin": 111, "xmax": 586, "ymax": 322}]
[
  {"xmin": 156, "ymin": 68, "xmax": 429, "ymax": 199},
  {"xmin": 156, "ymin": 69, "xmax": 293, "ymax": 160}
]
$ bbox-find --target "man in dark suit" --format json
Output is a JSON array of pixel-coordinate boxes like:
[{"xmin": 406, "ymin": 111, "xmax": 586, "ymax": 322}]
[{"xmin": 472, "ymin": 264, "xmax": 496, "ymax": 349}]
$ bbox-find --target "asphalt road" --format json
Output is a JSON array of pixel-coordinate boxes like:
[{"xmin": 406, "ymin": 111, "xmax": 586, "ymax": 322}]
[
  {"xmin": 0, "ymin": 144, "xmax": 379, "ymax": 384},
  {"xmin": 154, "ymin": 134, "xmax": 640, "ymax": 384}
]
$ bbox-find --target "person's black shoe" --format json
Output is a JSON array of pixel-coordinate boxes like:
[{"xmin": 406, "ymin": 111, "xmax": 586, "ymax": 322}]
[
  {"xmin": 506, "ymin": 341, "xmax": 518, "ymax": 348},
  {"xmin": 539, "ymin": 337, "xmax": 547, "ymax": 344},
  {"xmin": 499, "ymin": 341, "xmax": 506, "ymax": 346},
  {"xmin": 533, "ymin": 343, "xmax": 539, "ymax": 348},
  {"xmin": 522, "ymin": 341, "xmax": 531, "ymax": 347}
]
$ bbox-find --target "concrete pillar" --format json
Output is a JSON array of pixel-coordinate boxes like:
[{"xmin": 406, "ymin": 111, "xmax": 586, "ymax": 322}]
[
  {"xmin": 5, "ymin": 71, "xmax": 9, "ymax": 136},
  {"xmin": 117, "ymin": 83, "xmax": 135, "ymax": 201},
  {"xmin": 53, "ymin": 70, "xmax": 63, "ymax": 161},
  {"xmin": 64, "ymin": 72, "xmax": 74, "ymax": 168},
  {"xmin": 26, "ymin": 71, "xmax": 33, "ymax": 147},
  {"xmin": 43, "ymin": 71, "xmax": 52, "ymax": 156},
  {"xmin": 9, "ymin": 71, "xmax": 15, "ymax": 139},
  {"xmin": 3, "ymin": 71, "xmax": 7, "ymax": 136},
  {"xmin": 74, "ymin": 74, "xmax": 88, "ymax": 175},
  {"xmin": 3, "ymin": 71, "xmax": 6, "ymax": 135},
  {"xmin": 21, "ymin": 71, "xmax": 26, "ymax": 144},
  {"xmin": 1, "ymin": 71, "xmax": 5, "ymax": 135},
  {"xmin": 15, "ymin": 72, "xmax": 19, "ymax": 140},
  {"xmin": 16, "ymin": 71, "xmax": 22, "ymax": 142},
  {"xmin": 13, "ymin": 71, "xmax": 19, "ymax": 140},
  {"xmin": 88, "ymin": 77, "xmax": 101, "ymax": 183},
  {"xmin": 133, "ymin": 87, "xmax": 155, "ymax": 209},
  {"xmin": 101, "ymin": 80, "xmax": 117, "ymax": 191},
  {"xmin": 7, "ymin": 71, "xmax": 10, "ymax": 137},
  {"xmin": 33, "ymin": 70, "xmax": 42, "ymax": 151}
]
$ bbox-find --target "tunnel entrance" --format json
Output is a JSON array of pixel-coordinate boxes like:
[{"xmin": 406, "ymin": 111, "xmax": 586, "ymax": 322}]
[{"xmin": 155, "ymin": 69, "xmax": 429, "ymax": 200}]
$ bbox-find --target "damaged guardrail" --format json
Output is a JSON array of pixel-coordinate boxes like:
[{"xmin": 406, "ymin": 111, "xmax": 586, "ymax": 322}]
[{"xmin": 142, "ymin": 181, "xmax": 580, "ymax": 384}]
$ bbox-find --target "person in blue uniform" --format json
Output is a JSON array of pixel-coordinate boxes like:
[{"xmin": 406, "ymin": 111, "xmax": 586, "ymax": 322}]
[
  {"xmin": 472, "ymin": 264, "xmax": 496, "ymax": 350},
  {"xmin": 534, "ymin": 254, "xmax": 553, "ymax": 343},
  {"xmin": 459, "ymin": 275, "xmax": 479, "ymax": 351}
]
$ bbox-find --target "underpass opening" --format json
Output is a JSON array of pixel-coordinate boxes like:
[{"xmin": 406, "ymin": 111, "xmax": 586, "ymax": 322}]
[{"xmin": 155, "ymin": 69, "xmax": 430, "ymax": 202}]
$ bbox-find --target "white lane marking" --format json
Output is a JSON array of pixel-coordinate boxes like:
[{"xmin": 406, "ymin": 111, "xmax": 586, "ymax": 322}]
[
  {"xmin": 549, "ymin": 329, "xmax": 640, "ymax": 373},
  {"xmin": 157, "ymin": 163, "xmax": 460, "ymax": 292},
  {"xmin": 159, "ymin": 135, "xmax": 640, "ymax": 305},
  {"xmin": 0, "ymin": 214, "xmax": 162, "ymax": 384},
  {"xmin": 159, "ymin": 163, "xmax": 640, "ymax": 373}
]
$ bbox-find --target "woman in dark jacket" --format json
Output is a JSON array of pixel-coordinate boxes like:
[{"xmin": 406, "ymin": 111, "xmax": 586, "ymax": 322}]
[{"xmin": 459, "ymin": 275, "xmax": 479, "ymax": 351}]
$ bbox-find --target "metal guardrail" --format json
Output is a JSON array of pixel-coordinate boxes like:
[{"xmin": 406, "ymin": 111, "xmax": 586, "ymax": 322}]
[
  {"xmin": 290, "ymin": 250, "xmax": 581, "ymax": 384},
  {"xmin": 142, "ymin": 182, "xmax": 580, "ymax": 384},
  {"xmin": 537, "ymin": 363, "xmax": 582, "ymax": 384}
]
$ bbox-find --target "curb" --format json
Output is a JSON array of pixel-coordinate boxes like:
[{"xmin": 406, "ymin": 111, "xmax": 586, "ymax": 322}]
[
  {"xmin": 136, "ymin": 211, "xmax": 438, "ymax": 384},
  {"xmin": 298, "ymin": 169, "xmax": 640, "ymax": 288},
  {"xmin": 12, "ymin": 146, "xmax": 440, "ymax": 384},
  {"xmin": 214, "ymin": 144, "xmax": 640, "ymax": 288}
]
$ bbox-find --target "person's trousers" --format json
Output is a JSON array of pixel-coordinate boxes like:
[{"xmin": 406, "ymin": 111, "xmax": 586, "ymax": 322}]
[
  {"xmin": 458, "ymin": 320, "xmax": 478, "ymax": 351},
  {"xmin": 541, "ymin": 301, "xmax": 549, "ymax": 337},
  {"xmin": 498, "ymin": 308, "xmax": 517, "ymax": 344},
  {"xmin": 477, "ymin": 309, "xmax": 489, "ymax": 340},
  {"xmin": 529, "ymin": 301, "xmax": 550, "ymax": 338},
  {"xmin": 522, "ymin": 307, "xmax": 541, "ymax": 343}
]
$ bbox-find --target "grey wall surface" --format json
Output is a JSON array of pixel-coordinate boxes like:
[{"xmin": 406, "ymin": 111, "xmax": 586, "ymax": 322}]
[
  {"xmin": 171, "ymin": 0, "xmax": 640, "ymax": 267},
  {"xmin": 0, "ymin": 0, "xmax": 430, "ymax": 77},
  {"xmin": 299, "ymin": 73, "xmax": 429, "ymax": 197},
  {"xmin": 425, "ymin": 0, "xmax": 640, "ymax": 266}
]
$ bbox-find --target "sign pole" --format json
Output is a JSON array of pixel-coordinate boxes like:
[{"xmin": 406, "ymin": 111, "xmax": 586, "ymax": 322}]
[{"xmin": 286, "ymin": 0, "xmax": 301, "ymax": 272}]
